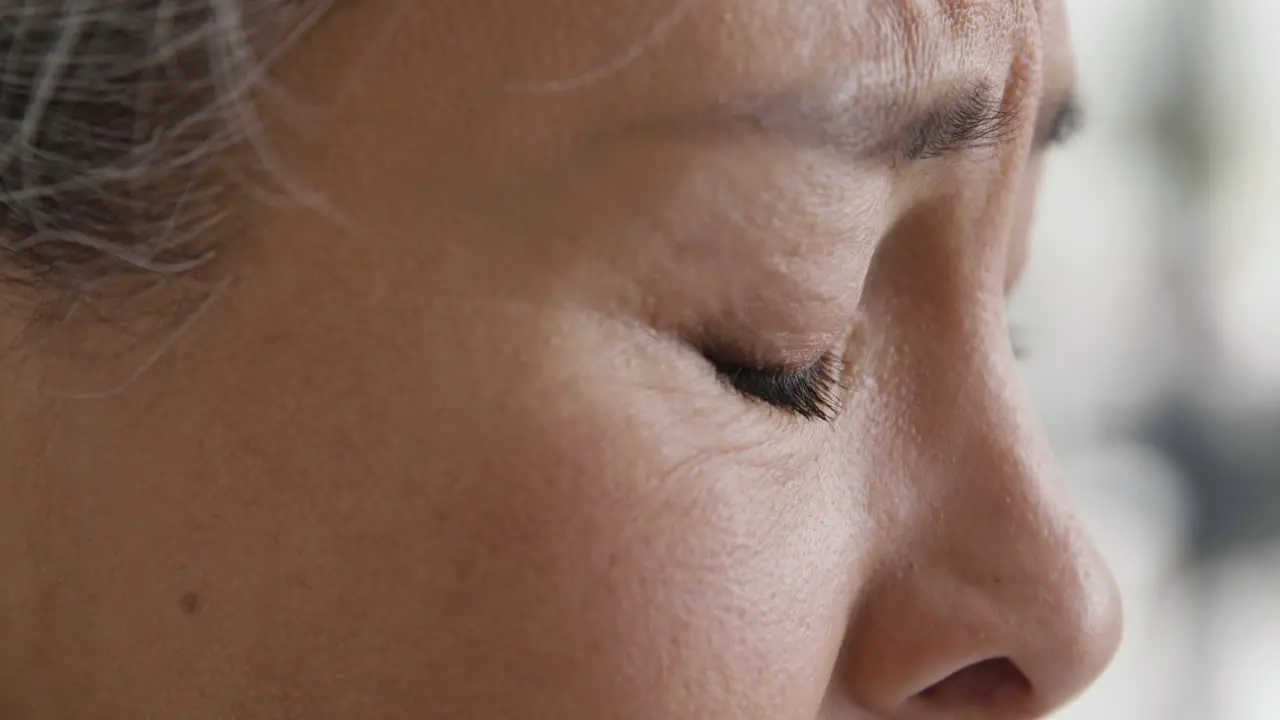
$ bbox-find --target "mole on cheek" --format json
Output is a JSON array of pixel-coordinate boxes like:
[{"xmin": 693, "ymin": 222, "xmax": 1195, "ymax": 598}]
[{"xmin": 179, "ymin": 591, "xmax": 200, "ymax": 615}]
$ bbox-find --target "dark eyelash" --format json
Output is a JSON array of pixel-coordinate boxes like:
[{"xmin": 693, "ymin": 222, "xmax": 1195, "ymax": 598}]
[{"xmin": 711, "ymin": 353, "xmax": 845, "ymax": 422}]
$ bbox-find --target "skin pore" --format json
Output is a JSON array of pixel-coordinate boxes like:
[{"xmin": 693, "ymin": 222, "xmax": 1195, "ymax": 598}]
[{"xmin": 0, "ymin": 1, "xmax": 1121, "ymax": 718}]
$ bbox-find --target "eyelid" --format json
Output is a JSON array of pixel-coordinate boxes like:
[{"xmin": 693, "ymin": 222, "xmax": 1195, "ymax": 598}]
[{"xmin": 710, "ymin": 353, "xmax": 846, "ymax": 422}]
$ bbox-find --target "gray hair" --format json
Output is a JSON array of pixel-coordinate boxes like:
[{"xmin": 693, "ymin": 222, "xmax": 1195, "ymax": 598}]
[{"xmin": 0, "ymin": 0, "xmax": 327, "ymax": 315}]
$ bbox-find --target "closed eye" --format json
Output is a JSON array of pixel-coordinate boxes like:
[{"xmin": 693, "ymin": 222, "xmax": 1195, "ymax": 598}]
[{"xmin": 709, "ymin": 353, "xmax": 845, "ymax": 421}]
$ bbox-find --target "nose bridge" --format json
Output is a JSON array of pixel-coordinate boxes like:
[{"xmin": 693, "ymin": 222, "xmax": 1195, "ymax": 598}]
[
  {"xmin": 905, "ymin": 301, "xmax": 1100, "ymax": 603},
  {"xmin": 941, "ymin": 366, "xmax": 1113, "ymax": 642}
]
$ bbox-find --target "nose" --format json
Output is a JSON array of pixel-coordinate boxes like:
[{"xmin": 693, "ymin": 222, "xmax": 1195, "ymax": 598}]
[{"xmin": 834, "ymin": 340, "xmax": 1123, "ymax": 717}]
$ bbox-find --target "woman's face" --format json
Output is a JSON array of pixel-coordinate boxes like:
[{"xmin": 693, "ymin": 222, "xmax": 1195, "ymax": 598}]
[{"xmin": 8, "ymin": 1, "xmax": 1121, "ymax": 718}]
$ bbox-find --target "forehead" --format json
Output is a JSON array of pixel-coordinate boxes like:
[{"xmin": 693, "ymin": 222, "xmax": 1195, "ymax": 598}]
[{"xmin": 502, "ymin": 0, "xmax": 1070, "ymax": 127}]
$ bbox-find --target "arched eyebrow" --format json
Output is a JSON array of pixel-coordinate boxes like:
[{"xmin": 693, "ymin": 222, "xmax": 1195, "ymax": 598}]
[
  {"xmin": 610, "ymin": 82, "xmax": 1082, "ymax": 162},
  {"xmin": 902, "ymin": 85, "xmax": 1083, "ymax": 159}
]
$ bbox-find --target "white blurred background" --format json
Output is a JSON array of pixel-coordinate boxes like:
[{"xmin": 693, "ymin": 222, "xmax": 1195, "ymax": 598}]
[{"xmin": 1014, "ymin": 1, "xmax": 1280, "ymax": 718}]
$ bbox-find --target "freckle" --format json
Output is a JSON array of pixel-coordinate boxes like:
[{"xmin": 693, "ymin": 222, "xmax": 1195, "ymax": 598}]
[
  {"xmin": 180, "ymin": 591, "xmax": 200, "ymax": 615},
  {"xmin": 992, "ymin": 576, "xmax": 1004, "ymax": 585}
]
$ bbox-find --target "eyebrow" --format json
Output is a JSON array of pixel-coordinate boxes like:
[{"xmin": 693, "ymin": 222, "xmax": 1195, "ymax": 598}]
[{"xmin": 618, "ymin": 83, "xmax": 1083, "ymax": 162}]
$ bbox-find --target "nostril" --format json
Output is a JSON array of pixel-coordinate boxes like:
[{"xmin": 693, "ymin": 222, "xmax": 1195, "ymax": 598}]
[{"xmin": 917, "ymin": 658, "xmax": 1032, "ymax": 712}]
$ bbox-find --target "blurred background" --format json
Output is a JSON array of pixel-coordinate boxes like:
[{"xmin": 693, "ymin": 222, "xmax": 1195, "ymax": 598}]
[{"xmin": 1012, "ymin": 1, "xmax": 1280, "ymax": 717}]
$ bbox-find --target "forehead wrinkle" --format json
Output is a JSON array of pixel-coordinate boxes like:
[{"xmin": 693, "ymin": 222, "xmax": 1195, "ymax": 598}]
[
  {"xmin": 884, "ymin": 0, "xmax": 1007, "ymax": 76},
  {"xmin": 933, "ymin": 0, "xmax": 1022, "ymax": 19},
  {"xmin": 911, "ymin": 0, "xmax": 1034, "ymax": 48},
  {"xmin": 907, "ymin": 0, "xmax": 1042, "ymax": 98},
  {"xmin": 935, "ymin": 0, "xmax": 981, "ymax": 25}
]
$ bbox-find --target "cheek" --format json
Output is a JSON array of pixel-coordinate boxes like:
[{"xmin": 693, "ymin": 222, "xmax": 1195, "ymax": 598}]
[
  {"xmin": 158, "ymin": 292, "xmax": 864, "ymax": 717},
  {"xmin": 424, "ymin": 359, "xmax": 858, "ymax": 717},
  {"xmin": 184, "ymin": 199, "xmax": 866, "ymax": 715}
]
